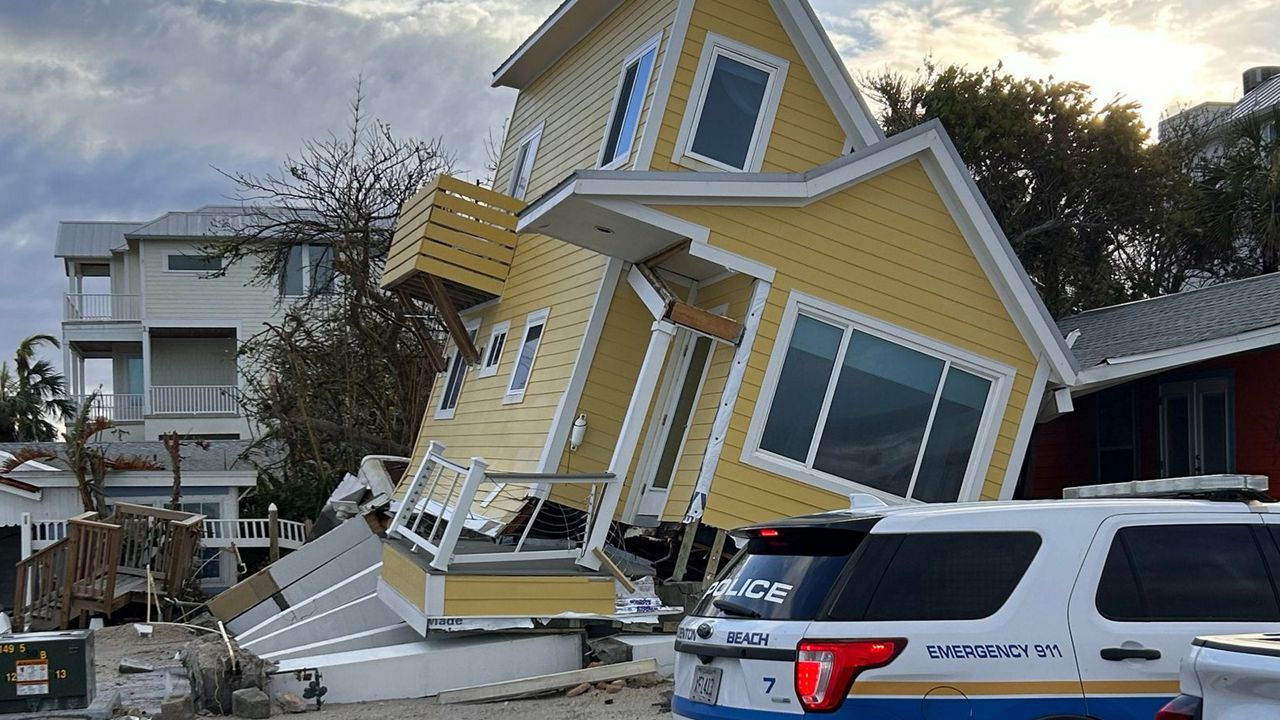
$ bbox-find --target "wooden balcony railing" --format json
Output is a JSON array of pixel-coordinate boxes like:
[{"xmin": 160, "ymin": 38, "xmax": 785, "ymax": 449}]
[
  {"xmin": 382, "ymin": 175, "xmax": 524, "ymax": 310},
  {"xmin": 64, "ymin": 293, "xmax": 141, "ymax": 321}
]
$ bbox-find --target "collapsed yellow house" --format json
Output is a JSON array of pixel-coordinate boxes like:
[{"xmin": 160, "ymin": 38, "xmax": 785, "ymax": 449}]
[{"xmin": 374, "ymin": 0, "xmax": 1076, "ymax": 625}]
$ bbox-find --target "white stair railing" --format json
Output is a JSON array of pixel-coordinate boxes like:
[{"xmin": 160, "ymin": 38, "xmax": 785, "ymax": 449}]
[{"xmin": 26, "ymin": 516, "xmax": 306, "ymax": 553}]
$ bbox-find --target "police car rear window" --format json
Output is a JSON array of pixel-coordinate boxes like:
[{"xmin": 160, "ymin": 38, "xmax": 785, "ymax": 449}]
[
  {"xmin": 827, "ymin": 531, "xmax": 1041, "ymax": 621},
  {"xmin": 692, "ymin": 525, "xmax": 872, "ymax": 621}
]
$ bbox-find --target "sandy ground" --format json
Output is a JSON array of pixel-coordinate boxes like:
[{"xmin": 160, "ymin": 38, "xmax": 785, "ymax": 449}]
[{"xmin": 93, "ymin": 623, "xmax": 675, "ymax": 718}]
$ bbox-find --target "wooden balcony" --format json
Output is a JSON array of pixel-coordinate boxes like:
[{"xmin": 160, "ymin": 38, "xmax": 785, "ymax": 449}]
[{"xmin": 382, "ymin": 175, "xmax": 524, "ymax": 311}]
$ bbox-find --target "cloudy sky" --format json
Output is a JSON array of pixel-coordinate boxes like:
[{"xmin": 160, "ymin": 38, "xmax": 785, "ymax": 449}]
[{"xmin": 1, "ymin": 0, "xmax": 1274, "ymax": 387}]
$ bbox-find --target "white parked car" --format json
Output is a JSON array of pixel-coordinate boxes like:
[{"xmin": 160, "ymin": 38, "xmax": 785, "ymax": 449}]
[
  {"xmin": 1159, "ymin": 633, "xmax": 1280, "ymax": 719},
  {"xmin": 673, "ymin": 476, "xmax": 1280, "ymax": 720}
]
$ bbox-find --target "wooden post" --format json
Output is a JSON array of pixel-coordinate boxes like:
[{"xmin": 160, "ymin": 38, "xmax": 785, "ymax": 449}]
[
  {"xmin": 702, "ymin": 529, "xmax": 727, "ymax": 586},
  {"xmin": 670, "ymin": 519, "xmax": 699, "ymax": 582},
  {"xmin": 268, "ymin": 503, "xmax": 280, "ymax": 563}
]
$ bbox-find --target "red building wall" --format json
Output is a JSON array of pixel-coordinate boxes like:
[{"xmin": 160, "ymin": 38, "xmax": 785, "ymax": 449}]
[{"xmin": 1025, "ymin": 347, "xmax": 1280, "ymax": 499}]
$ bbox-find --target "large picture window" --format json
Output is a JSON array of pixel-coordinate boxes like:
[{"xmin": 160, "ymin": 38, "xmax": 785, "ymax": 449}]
[
  {"xmin": 599, "ymin": 33, "xmax": 661, "ymax": 169},
  {"xmin": 746, "ymin": 293, "xmax": 1011, "ymax": 503},
  {"xmin": 675, "ymin": 34, "xmax": 787, "ymax": 172}
]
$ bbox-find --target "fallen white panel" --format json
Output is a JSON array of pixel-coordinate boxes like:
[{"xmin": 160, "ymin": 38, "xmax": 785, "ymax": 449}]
[
  {"xmin": 615, "ymin": 634, "xmax": 676, "ymax": 677},
  {"xmin": 259, "ymin": 623, "xmax": 421, "ymax": 662},
  {"xmin": 241, "ymin": 592, "xmax": 404, "ymax": 655},
  {"xmin": 237, "ymin": 565, "xmax": 383, "ymax": 644}
]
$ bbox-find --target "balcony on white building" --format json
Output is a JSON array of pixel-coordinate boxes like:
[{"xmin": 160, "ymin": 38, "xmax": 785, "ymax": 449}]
[{"xmin": 63, "ymin": 293, "xmax": 142, "ymax": 322}]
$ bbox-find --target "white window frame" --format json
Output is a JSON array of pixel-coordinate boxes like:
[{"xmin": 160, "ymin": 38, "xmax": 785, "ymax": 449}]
[
  {"xmin": 741, "ymin": 291, "xmax": 1015, "ymax": 505},
  {"xmin": 597, "ymin": 31, "xmax": 663, "ymax": 171},
  {"xmin": 435, "ymin": 318, "xmax": 481, "ymax": 420},
  {"xmin": 504, "ymin": 308, "xmax": 550, "ymax": 405},
  {"xmin": 279, "ymin": 243, "xmax": 334, "ymax": 298},
  {"xmin": 506, "ymin": 123, "xmax": 544, "ymax": 201},
  {"xmin": 477, "ymin": 320, "xmax": 511, "ymax": 378},
  {"xmin": 672, "ymin": 33, "xmax": 789, "ymax": 173},
  {"xmin": 164, "ymin": 252, "xmax": 224, "ymax": 275}
]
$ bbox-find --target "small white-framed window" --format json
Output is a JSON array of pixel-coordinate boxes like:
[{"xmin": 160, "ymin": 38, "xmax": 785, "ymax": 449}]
[
  {"xmin": 477, "ymin": 320, "xmax": 510, "ymax": 378},
  {"xmin": 165, "ymin": 253, "xmax": 223, "ymax": 274},
  {"xmin": 280, "ymin": 244, "xmax": 336, "ymax": 297},
  {"xmin": 504, "ymin": 308, "xmax": 549, "ymax": 404},
  {"xmin": 742, "ymin": 291, "xmax": 1013, "ymax": 504},
  {"xmin": 598, "ymin": 32, "xmax": 662, "ymax": 170},
  {"xmin": 674, "ymin": 33, "xmax": 788, "ymax": 173},
  {"xmin": 436, "ymin": 320, "xmax": 481, "ymax": 420},
  {"xmin": 507, "ymin": 123, "xmax": 544, "ymax": 201}
]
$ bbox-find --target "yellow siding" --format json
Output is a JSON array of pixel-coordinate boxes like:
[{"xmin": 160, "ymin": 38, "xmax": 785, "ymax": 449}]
[
  {"xmin": 651, "ymin": 0, "xmax": 847, "ymax": 173},
  {"xmin": 381, "ymin": 543, "xmax": 426, "ymax": 612},
  {"xmin": 441, "ymin": 575, "xmax": 615, "ymax": 617},
  {"xmin": 656, "ymin": 160, "xmax": 1039, "ymax": 529}
]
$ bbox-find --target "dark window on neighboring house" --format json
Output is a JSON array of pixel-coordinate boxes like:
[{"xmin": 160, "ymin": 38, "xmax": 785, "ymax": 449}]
[
  {"xmin": 1096, "ymin": 524, "xmax": 1280, "ymax": 622},
  {"xmin": 1096, "ymin": 386, "xmax": 1137, "ymax": 483},
  {"xmin": 828, "ymin": 532, "xmax": 1041, "ymax": 621}
]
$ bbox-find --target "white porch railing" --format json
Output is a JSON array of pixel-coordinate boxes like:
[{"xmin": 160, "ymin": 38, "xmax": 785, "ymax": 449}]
[
  {"xmin": 388, "ymin": 440, "xmax": 618, "ymax": 571},
  {"xmin": 26, "ymin": 516, "xmax": 306, "ymax": 553},
  {"xmin": 69, "ymin": 393, "xmax": 144, "ymax": 422},
  {"xmin": 63, "ymin": 293, "xmax": 141, "ymax": 321},
  {"xmin": 150, "ymin": 385, "xmax": 240, "ymax": 415}
]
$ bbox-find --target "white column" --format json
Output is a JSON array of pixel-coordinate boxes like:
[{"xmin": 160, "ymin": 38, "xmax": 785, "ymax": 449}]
[
  {"xmin": 63, "ymin": 346, "xmax": 75, "ymax": 398},
  {"xmin": 577, "ymin": 320, "xmax": 677, "ymax": 570},
  {"xmin": 142, "ymin": 329, "xmax": 153, "ymax": 416}
]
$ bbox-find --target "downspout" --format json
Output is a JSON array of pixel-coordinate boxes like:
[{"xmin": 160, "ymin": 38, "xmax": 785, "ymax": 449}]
[
  {"xmin": 577, "ymin": 320, "xmax": 678, "ymax": 570},
  {"xmin": 682, "ymin": 277, "xmax": 770, "ymax": 523}
]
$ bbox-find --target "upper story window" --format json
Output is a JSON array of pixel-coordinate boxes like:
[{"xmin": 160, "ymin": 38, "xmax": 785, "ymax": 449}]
[
  {"xmin": 599, "ymin": 32, "xmax": 661, "ymax": 169},
  {"xmin": 437, "ymin": 320, "xmax": 481, "ymax": 420},
  {"xmin": 744, "ymin": 292, "xmax": 1012, "ymax": 504},
  {"xmin": 166, "ymin": 253, "xmax": 223, "ymax": 274},
  {"xmin": 504, "ymin": 308, "xmax": 549, "ymax": 404},
  {"xmin": 281, "ymin": 244, "xmax": 335, "ymax": 297},
  {"xmin": 507, "ymin": 124, "xmax": 543, "ymax": 201},
  {"xmin": 477, "ymin": 321, "xmax": 510, "ymax": 378},
  {"xmin": 675, "ymin": 33, "xmax": 788, "ymax": 172}
]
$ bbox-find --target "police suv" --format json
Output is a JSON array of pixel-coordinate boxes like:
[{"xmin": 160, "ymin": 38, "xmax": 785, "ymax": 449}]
[{"xmin": 673, "ymin": 476, "xmax": 1280, "ymax": 720}]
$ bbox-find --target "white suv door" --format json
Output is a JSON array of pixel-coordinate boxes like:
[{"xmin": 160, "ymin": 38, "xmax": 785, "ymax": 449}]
[{"xmin": 1067, "ymin": 512, "xmax": 1280, "ymax": 720}]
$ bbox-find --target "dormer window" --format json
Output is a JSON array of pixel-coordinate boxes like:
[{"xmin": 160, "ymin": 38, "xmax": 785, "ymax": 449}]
[
  {"xmin": 675, "ymin": 34, "xmax": 788, "ymax": 172},
  {"xmin": 599, "ymin": 32, "xmax": 661, "ymax": 169},
  {"xmin": 508, "ymin": 124, "xmax": 543, "ymax": 200}
]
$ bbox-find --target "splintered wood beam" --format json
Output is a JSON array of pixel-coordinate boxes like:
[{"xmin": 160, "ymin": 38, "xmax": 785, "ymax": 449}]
[
  {"xmin": 635, "ymin": 262, "xmax": 676, "ymax": 306},
  {"xmin": 424, "ymin": 275, "xmax": 480, "ymax": 365},
  {"xmin": 641, "ymin": 239, "xmax": 692, "ymax": 269},
  {"xmin": 666, "ymin": 302, "xmax": 744, "ymax": 345}
]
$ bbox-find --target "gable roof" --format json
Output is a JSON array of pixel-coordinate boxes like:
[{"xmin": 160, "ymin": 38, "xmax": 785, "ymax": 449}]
[
  {"xmin": 1060, "ymin": 272, "xmax": 1280, "ymax": 382},
  {"xmin": 54, "ymin": 221, "xmax": 145, "ymax": 259},
  {"xmin": 521, "ymin": 119, "xmax": 1077, "ymax": 383},
  {"xmin": 492, "ymin": 0, "xmax": 882, "ymax": 149},
  {"xmin": 126, "ymin": 205, "xmax": 261, "ymax": 239}
]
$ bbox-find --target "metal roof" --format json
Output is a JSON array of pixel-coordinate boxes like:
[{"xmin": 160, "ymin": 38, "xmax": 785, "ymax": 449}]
[
  {"xmin": 54, "ymin": 221, "xmax": 144, "ymax": 259},
  {"xmin": 1059, "ymin": 272, "xmax": 1280, "ymax": 369},
  {"xmin": 1230, "ymin": 73, "xmax": 1280, "ymax": 122},
  {"xmin": 126, "ymin": 205, "xmax": 265, "ymax": 239}
]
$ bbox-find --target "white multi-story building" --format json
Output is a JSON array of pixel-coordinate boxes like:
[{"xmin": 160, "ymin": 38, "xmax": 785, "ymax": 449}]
[
  {"xmin": 55, "ymin": 206, "xmax": 330, "ymax": 441},
  {"xmin": 1159, "ymin": 65, "xmax": 1280, "ymax": 150}
]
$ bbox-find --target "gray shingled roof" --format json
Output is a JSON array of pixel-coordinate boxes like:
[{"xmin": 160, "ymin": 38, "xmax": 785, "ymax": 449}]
[
  {"xmin": 0, "ymin": 440, "xmax": 267, "ymax": 473},
  {"xmin": 1059, "ymin": 272, "xmax": 1280, "ymax": 369}
]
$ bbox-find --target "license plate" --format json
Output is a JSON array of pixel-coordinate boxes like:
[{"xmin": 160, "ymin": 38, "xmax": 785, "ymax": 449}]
[{"xmin": 690, "ymin": 665, "xmax": 722, "ymax": 705}]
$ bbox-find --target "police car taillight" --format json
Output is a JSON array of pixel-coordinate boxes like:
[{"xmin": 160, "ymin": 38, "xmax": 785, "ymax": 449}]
[
  {"xmin": 795, "ymin": 639, "xmax": 904, "ymax": 712},
  {"xmin": 1155, "ymin": 694, "xmax": 1202, "ymax": 720}
]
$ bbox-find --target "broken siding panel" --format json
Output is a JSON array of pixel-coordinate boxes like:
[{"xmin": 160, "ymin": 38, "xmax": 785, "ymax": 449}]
[
  {"xmin": 650, "ymin": 0, "xmax": 847, "ymax": 173},
  {"xmin": 381, "ymin": 543, "xmax": 426, "ymax": 612},
  {"xmin": 493, "ymin": 0, "xmax": 678, "ymax": 195},
  {"xmin": 655, "ymin": 161, "xmax": 1040, "ymax": 529},
  {"xmin": 441, "ymin": 575, "xmax": 615, "ymax": 616}
]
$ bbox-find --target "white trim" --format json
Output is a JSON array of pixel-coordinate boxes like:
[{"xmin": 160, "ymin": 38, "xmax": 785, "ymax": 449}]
[
  {"xmin": 999, "ymin": 357, "xmax": 1051, "ymax": 500},
  {"xmin": 537, "ymin": 258, "xmax": 625, "ymax": 473},
  {"xmin": 1074, "ymin": 324, "xmax": 1280, "ymax": 389},
  {"xmin": 435, "ymin": 318, "xmax": 482, "ymax": 420},
  {"xmin": 162, "ymin": 251, "xmax": 223, "ymax": 275},
  {"xmin": 477, "ymin": 321, "xmax": 511, "ymax": 378},
  {"xmin": 504, "ymin": 307, "xmax": 551, "ymax": 404},
  {"xmin": 278, "ymin": 243, "xmax": 333, "ymax": 298},
  {"xmin": 672, "ymin": 33, "xmax": 789, "ymax": 173},
  {"xmin": 598, "ymin": 31, "xmax": 664, "ymax": 171},
  {"xmin": 507, "ymin": 123, "xmax": 544, "ymax": 201},
  {"xmin": 767, "ymin": 0, "xmax": 882, "ymax": 150},
  {"xmin": 627, "ymin": 264, "xmax": 667, "ymax": 319},
  {"xmin": 375, "ymin": 577, "xmax": 429, "ymax": 636},
  {"xmin": 740, "ymin": 290, "xmax": 1015, "ymax": 504},
  {"xmin": 634, "ymin": 0, "xmax": 694, "ymax": 171}
]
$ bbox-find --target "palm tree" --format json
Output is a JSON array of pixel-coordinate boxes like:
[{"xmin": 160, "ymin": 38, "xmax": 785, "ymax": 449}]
[
  {"xmin": 0, "ymin": 334, "xmax": 74, "ymax": 442},
  {"xmin": 1195, "ymin": 108, "xmax": 1280, "ymax": 276}
]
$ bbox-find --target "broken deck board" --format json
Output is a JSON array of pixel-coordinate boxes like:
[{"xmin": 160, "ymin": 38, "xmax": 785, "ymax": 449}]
[{"xmin": 436, "ymin": 658, "xmax": 659, "ymax": 705}]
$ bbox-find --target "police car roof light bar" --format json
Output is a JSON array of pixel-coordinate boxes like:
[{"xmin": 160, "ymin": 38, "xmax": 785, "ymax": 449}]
[{"xmin": 1063, "ymin": 475, "xmax": 1273, "ymax": 502}]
